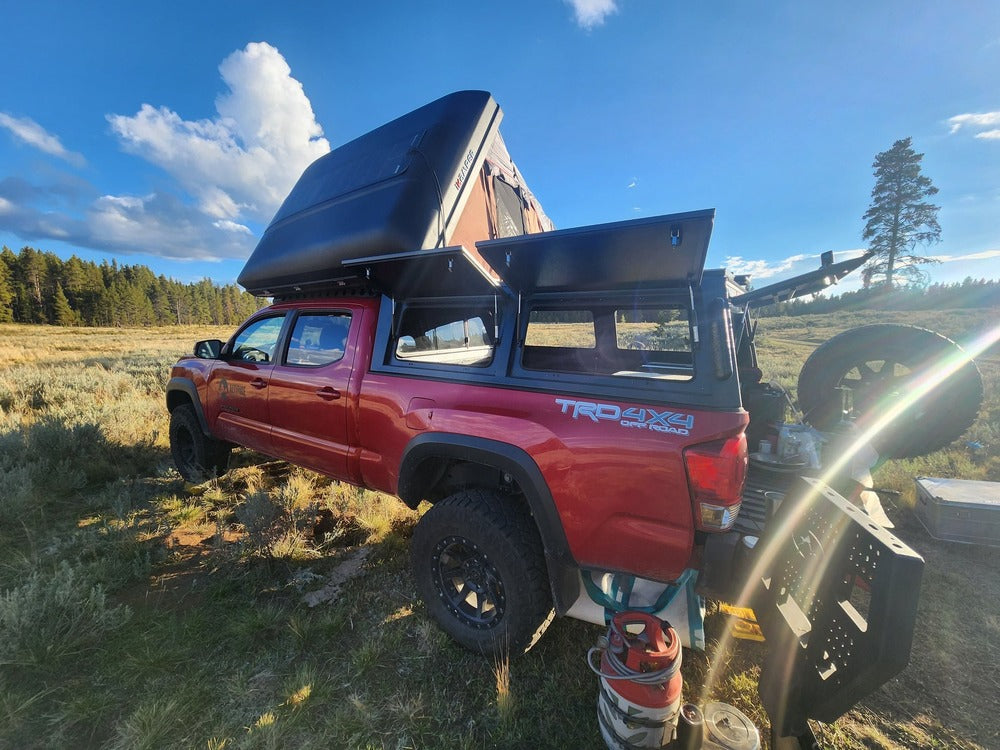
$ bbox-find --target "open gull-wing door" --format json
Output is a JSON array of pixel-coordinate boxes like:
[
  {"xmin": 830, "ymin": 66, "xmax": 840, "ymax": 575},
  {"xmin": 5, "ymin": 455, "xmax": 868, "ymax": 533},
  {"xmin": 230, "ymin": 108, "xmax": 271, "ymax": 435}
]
[{"xmin": 476, "ymin": 209, "xmax": 715, "ymax": 293}]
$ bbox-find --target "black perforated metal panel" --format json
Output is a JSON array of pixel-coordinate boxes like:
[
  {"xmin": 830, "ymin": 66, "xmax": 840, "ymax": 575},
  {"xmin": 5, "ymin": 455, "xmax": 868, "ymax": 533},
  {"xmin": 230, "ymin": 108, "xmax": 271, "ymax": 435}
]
[{"xmin": 754, "ymin": 477, "xmax": 924, "ymax": 736}]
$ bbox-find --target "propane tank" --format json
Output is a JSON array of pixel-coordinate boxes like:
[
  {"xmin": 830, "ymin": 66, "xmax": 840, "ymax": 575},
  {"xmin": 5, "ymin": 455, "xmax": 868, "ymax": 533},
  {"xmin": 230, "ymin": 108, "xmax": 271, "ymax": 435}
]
[{"xmin": 590, "ymin": 611, "xmax": 683, "ymax": 749}]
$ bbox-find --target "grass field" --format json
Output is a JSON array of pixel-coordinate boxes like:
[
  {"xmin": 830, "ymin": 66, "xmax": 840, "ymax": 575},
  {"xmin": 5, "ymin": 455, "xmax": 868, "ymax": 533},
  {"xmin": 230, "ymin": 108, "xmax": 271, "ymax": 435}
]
[{"xmin": 0, "ymin": 311, "xmax": 998, "ymax": 749}]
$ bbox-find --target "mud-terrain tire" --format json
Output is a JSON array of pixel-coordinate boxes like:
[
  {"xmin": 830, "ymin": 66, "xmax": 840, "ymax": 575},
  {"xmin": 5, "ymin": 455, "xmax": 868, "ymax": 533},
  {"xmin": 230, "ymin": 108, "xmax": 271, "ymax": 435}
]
[
  {"xmin": 411, "ymin": 489, "xmax": 555, "ymax": 656},
  {"xmin": 169, "ymin": 403, "xmax": 231, "ymax": 482},
  {"xmin": 797, "ymin": 324, "xmax": 983, "ymax": 458}
]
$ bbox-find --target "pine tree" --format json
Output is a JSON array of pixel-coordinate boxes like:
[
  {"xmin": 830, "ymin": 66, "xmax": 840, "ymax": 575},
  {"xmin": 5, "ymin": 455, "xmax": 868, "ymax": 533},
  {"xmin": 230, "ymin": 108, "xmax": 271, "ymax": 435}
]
[
  {"xmin": 0, "ymin": 248, "xmax": 14, "ymax": 323},
  {"xmin": 52, "ymin": 283, "xmax": 77, "ymax": 326},
  {"xmin": 861, "ymin": 137, "xmax": 941, "ymax": 288}
]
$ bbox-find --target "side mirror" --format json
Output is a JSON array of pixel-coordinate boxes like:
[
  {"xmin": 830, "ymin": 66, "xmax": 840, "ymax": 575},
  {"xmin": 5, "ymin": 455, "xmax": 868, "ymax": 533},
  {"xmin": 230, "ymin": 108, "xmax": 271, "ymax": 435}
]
[{"xmin": 194, "ymin": 339, "xmax": 223, "ymax": 359}]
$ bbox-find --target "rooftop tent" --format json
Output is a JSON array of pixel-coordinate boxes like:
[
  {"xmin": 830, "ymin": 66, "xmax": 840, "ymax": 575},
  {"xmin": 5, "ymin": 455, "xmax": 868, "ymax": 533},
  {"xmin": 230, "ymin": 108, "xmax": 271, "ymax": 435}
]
[{"xmin": 238, "ymin": 90, "xmax": 552, "ymax": 296}]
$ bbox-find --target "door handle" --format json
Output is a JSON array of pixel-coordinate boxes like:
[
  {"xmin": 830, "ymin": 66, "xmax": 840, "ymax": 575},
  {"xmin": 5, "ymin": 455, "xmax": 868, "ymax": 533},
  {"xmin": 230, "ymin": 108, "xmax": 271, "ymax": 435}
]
[
  {"xmin": 316, "ymin": 386, "xmax": 341, "ymax": 401},
  {"xmin": 250, "ymin": 378, "xmax": 267, "ymax": 389}
]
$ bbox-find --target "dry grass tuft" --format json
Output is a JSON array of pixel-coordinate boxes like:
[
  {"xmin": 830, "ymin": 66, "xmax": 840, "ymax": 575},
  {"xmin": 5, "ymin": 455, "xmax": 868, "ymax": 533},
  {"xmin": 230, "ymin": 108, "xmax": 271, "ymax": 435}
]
[{"xmin": 494, "ymin": 649, "xmax": 514, "ymax": 720}]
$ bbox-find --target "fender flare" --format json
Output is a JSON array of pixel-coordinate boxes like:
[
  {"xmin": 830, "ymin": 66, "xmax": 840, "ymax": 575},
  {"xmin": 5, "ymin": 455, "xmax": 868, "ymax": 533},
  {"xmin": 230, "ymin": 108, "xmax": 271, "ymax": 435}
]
[
  {"xmin": 399, "ymin": 432, "xmax": 581, "ymax": 615},
  {"xmin": 166, "ymin": 377, "xmax": 212, "ymax": 436}
]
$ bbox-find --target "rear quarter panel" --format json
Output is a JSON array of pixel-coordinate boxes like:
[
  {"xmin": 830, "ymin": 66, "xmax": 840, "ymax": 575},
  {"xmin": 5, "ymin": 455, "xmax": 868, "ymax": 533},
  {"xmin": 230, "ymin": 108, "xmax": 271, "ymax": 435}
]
[{"xmin": 357, "ymin": 375, "xmax": 747, "ymax": 582}]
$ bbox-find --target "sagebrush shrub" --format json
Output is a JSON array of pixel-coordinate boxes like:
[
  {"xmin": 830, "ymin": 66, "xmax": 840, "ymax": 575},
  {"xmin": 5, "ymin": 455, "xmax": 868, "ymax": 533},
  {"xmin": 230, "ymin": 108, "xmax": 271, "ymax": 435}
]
[
  {"xmin": 0, "ymin": 465, "xmax": 35, "ymax": 523},
  {"xmin": 0, "ymin": 560, "xmax": 131, "ymax": 665},
  {"xmin": 235, "ymin": 490, "xmax": 283, "ymax": 558}
]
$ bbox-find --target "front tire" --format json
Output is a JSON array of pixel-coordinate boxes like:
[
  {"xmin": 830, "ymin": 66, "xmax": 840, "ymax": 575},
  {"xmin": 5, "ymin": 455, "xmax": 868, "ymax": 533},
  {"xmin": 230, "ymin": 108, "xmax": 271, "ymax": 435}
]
[
  {"xmin": 169, "ymin": 403, "xmax": 231, "ymax": 482},
  {"xmin": 411, "ymin": 489, "xmax": 554, "ymax": 656}
]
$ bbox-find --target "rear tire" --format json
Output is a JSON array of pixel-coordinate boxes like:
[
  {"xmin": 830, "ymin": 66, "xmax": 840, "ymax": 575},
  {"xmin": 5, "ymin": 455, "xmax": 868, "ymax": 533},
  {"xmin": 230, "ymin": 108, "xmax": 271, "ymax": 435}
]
[
  {"xmin": 169, "ymin": 403, "xmax": 231, "ymax": 482},
  {"xmin": 797, "ymin": 325, "xmax": 983, "ymax": 458},
  {"xmin": 411, "ymin": 489, "xmax": 554, "ymax": 656}
]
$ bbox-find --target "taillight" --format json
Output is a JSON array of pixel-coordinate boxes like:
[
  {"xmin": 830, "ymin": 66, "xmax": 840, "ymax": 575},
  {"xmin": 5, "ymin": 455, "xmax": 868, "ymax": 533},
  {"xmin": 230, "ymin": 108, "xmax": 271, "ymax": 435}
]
[{"xmin": 684, "ymin": 433, "xmax": 748, "ymax": 531}]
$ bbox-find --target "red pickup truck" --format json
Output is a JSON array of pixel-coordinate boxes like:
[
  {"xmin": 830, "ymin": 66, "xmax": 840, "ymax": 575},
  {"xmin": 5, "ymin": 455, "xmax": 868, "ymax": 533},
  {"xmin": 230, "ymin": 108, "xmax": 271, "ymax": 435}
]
[
  {"xmin": 167, "ymin": 213, "xmax": 751, "ymax": 654},
  {"xmin": 166, "ymin": 91, "xmax": 976, "ymax": 744}
]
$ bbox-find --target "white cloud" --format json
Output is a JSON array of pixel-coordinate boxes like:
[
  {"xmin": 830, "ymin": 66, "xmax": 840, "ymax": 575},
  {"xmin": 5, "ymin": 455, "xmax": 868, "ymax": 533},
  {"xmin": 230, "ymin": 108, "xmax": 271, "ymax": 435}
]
[
  {"xmin": 947, "ymin": 111, "xmax": 1000, "ymax": 137},
  {"xmin": 84, "ymin": 192, "xmax": 255, "ymax": 260},
  {"xmin": 721, "ymin": 249, "xmax": 871, "ymax": 288},
  {"xmin": 0, "ymin": 113, "xmax": 86, "ymax": 167},
  {"xmin": 0, "ymin": 177, "xmax": 256, "ymax": 261},
  {"xmin": 565, "ymin": 0, "xmax": 618, "ymax": 29},
  {"xmin": 213, "ymin": 219, "xmax": 253, "ymax": 235},
  {"xmin": 723, "ymin": 252, "xmax": 812, "ymax": 280},
  {"xmin": 931, "ymin": 249, "xmax": 1000, "ymax": 263},
  {"xmin": 107, "ymin": 42, "xmax": 329, "ymax": 223}
]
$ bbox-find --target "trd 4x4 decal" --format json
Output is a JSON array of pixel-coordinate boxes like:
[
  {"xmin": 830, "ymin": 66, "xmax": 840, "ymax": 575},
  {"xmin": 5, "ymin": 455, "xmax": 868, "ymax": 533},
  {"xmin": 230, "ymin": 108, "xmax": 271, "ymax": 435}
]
[{"xmin": 554, "ymin": 398, "xmax": 694, "ymax": 436}]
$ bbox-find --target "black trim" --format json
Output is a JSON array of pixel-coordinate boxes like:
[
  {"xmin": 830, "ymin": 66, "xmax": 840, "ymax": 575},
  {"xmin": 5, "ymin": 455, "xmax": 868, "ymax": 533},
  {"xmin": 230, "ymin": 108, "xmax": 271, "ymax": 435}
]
[
  {"xmin": 274, "ymin": 286, "xmax": 378, "ymax": 302},
  {"xmin": 398, "ymin": 432, "xmax": 580, "ymax": 615},
  {"xmin": 370, "ymin": 287, "xmax": 744, "ymax": 410},
  {"xmin": 166, "ymin": 377, "xmax": 211, "ymax": 436}
]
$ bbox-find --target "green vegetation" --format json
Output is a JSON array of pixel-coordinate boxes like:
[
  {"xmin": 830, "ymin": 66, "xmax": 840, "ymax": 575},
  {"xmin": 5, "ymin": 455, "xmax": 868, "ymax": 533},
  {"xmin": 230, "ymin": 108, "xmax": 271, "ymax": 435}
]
[
  {"xmin": 0, "ymin": 245, "xmax": 264, "ymax": 326},
  {"xmin": 0, "ymin": 315, "xmax": 996, "ymax": 748},
  {"xmin": 861, "ymin": 137, "xmax": 941, "ymax": 289},
  {"xmin": 756, "ymin": 277, "xmax": 1000, "ymax": 318}
]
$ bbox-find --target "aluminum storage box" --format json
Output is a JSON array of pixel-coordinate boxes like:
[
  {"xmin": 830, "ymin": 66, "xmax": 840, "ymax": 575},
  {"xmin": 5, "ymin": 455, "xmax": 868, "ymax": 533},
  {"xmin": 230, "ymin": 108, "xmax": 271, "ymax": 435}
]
[{"xmin": 913, "ymin": 477, "xmax": 1000, "ymax": 547}]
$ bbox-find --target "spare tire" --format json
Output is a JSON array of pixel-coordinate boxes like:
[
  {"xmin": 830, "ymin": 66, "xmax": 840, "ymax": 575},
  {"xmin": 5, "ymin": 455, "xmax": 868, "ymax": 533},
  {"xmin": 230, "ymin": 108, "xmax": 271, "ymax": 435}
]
[{"xmin": 797, "ymin": 324, "xmax": 983, "ymax": 458}]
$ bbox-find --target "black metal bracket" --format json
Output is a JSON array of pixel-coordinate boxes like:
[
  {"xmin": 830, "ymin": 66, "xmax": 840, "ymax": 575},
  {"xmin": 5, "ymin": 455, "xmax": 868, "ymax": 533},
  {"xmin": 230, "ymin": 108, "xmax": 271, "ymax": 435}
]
[{"xmin": 752, "ymin": 476, "xmax": 924, "ymax": 743}]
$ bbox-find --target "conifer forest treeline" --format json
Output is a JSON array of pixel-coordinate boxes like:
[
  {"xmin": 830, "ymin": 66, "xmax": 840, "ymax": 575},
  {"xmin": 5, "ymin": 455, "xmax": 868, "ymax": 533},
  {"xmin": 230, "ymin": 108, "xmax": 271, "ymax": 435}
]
[
  {"xmin": 754, "ymin": 276, "xmax": 1000, "ymax": 317},
  {"xmin": 0, "ymin": 246, "xmax": 264, "ymax": 327},
  {"xmin": 1, "ymin": 244, "xmax": 998, "ymax": 328}
]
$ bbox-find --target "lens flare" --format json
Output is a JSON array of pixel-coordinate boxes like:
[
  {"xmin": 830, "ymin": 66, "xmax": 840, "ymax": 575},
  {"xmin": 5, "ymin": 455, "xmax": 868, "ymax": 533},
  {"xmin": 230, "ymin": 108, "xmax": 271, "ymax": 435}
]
[{"xmin": 698, "ymin": 321, "xmax": 1000, "ymax": 722}]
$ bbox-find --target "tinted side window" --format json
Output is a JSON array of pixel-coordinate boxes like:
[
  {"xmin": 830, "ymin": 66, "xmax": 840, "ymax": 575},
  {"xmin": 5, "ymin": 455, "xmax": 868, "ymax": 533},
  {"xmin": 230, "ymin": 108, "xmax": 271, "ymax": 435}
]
[
  {"xmin": 524, "ymin": 310, "xmax": 596, "ymax": 348},
  {"xmin": 231, "ymin": 316, "xmax": 285, "ymax": 363},
  {"xmin": 286, "ymin": 313, "xmax": 351, "ymax": 367},
  {"xmin": 614, "ymin": 307, "xmax": 692, "ymax": 353},
  {"xmin": 521, "ymin": 304, "xmax": 693, "ymax": 380},
  {"xmin": 394, "ymin": 307, "xmax": 495, "ymax": 367}
]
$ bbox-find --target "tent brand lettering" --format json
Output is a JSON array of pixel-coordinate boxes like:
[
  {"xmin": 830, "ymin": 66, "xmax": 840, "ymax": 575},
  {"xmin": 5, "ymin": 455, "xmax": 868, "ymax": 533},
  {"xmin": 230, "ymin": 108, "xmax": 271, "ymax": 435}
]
[
  {"xmin": 454, "ymin": 149, "xmax": 476, "ymax": 190},
  {"xmin": 555, "ymin": 399, "xmax": 694, "ymax": 435},
  {"xmin": 219, "ymin": 378, "xmax": 246, "ymax": 398}
]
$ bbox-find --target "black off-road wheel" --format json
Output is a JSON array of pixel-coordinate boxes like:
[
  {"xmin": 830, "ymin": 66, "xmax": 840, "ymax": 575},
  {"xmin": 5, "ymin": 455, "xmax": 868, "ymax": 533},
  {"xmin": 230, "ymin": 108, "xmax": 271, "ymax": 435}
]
[
  {"xmin": 797, "ymin": 324, "xmax": 983, "ymax": 459},
  {"xmin": 169, "ymin": 403, "xmax": 231, "ymax": 482},
  {"xmin": 411, "ymin": 489, "xmax": 555, "ymax": 656}
]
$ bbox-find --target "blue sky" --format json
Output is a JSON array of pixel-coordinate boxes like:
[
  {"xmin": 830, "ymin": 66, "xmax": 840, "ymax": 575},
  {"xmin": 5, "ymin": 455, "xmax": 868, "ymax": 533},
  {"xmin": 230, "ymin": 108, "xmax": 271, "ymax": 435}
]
[{"xmin": 1, "ymin": 1, "xmax": 998, "ymax": 291}]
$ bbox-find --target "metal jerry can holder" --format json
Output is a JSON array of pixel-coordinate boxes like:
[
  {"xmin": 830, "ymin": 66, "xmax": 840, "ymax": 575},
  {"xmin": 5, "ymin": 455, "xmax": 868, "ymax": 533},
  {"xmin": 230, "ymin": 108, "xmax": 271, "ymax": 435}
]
[{"xmin": 752, "ymin": 477, "xmax": 924, "ymax": 749}]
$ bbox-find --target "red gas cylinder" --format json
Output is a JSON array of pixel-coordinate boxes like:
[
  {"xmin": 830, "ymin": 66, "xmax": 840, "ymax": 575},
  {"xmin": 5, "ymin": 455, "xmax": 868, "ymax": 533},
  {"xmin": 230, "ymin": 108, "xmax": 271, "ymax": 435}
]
[{"xmin": 595, "ymin": 612, "xmax": 684, "ymax": 749}]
